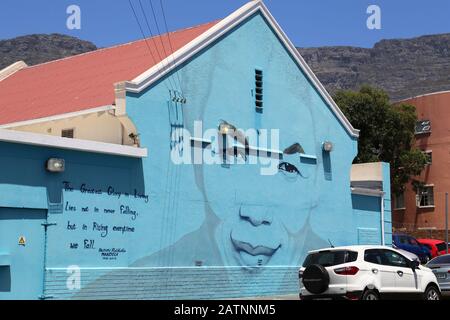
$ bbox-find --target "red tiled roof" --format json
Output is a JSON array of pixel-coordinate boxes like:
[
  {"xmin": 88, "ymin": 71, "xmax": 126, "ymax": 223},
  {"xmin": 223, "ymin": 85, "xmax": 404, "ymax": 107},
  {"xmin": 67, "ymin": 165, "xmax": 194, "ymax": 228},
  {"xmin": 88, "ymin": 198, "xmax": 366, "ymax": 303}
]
[{"xmin": 0, "ymin": 21, "xmax": 219, "ymax": 125}]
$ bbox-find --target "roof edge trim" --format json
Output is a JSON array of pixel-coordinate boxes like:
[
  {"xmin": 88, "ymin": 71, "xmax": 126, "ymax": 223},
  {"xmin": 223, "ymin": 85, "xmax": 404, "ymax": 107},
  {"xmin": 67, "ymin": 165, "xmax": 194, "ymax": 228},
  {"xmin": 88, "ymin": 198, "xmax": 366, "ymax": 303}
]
[
  {"xmin": 0, "ymin": 105, "xmax": 116, "ymax": 129},
  {"xmin": 0, "ymin": 61, "xmax": 28, "ymax": 82},
  {"xmin": 0, "ymin": 128, "xmax": 147, "ymax": 158}
]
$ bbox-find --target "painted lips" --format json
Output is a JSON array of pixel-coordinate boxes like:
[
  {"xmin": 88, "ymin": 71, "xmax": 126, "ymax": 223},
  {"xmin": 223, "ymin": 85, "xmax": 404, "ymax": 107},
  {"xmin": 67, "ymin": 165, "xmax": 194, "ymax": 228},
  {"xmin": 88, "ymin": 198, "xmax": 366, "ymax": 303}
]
[{"xmin": 231, "ymin": 236, "xmax": 281, "ymax": 257}]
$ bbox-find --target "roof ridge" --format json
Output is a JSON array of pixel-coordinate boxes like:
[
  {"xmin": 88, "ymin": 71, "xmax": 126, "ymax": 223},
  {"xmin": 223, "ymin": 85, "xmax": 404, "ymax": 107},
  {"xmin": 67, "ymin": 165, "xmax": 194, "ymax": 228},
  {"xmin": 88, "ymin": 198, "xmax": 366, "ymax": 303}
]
[
  {"xmin": 22, "ymin": 19, "xmax": 220, "ymax": 71},
  {"xmin": 395, "ymin": 90, "xmax": 450, "ymax": 103}
]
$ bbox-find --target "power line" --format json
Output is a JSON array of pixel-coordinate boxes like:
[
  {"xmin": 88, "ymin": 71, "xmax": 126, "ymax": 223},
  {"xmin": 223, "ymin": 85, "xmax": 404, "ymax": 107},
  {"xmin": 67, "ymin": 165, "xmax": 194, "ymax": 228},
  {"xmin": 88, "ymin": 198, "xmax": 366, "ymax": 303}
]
[
  {"xmin": 137, "ymin": 0, "xmax": 179, "ymax": 94},
  {"xmin": 158, "ymin": 0, "xmax": 184, "ymax": 98},
  {"xmin": 127, "ymin": 0, "xmax": 171, "ymax": 93}
]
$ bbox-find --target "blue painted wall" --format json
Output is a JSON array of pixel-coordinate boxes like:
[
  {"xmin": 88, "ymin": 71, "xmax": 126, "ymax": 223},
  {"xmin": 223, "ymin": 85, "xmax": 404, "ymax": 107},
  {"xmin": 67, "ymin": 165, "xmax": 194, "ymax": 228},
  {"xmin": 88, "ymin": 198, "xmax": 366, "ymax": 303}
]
[
  {"xmin": 352, "ymin": 163, "xmax": 392, "ymax": 246},
  {"xmin": 0, "ymin": 12, "xmax": 391, "ymax": 299}
]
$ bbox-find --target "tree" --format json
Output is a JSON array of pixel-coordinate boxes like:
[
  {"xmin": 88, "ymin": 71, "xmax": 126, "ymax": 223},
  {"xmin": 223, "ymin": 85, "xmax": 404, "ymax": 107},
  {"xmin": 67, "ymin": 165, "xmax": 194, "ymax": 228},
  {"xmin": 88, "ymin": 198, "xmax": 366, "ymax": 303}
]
[{"xmin": 333, "ymin": 85, "xmax": 427, "ymax": 195}]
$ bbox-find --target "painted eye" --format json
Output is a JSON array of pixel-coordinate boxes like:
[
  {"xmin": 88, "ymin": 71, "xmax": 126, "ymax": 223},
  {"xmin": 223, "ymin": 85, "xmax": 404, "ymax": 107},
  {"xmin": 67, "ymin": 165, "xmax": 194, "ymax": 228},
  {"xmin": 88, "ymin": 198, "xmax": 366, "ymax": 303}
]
[{"xmin": 278, "ymin": 162, "xmax": 300, "ymax": 176}]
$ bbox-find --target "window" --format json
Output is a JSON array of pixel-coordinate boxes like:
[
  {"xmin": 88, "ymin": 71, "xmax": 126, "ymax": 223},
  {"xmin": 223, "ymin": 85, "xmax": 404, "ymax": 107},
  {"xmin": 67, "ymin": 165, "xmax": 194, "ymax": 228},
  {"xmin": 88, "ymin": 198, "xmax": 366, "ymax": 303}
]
[
  {"xmin": 364, "ymin": 249, "xmax": 383, "ymax": 265},
  {"xmin": 302, "ymin": 250, "xmax": 358, "ymax": 267},
  {"xmin": 394, "ymin": 192, "xmax": 405, "ymax": 210},
  {"xmin": 416, "ymin": 185, "xmax": 434, "ymax": 207},
  {"xmin": 415, "ymin": 120, "xmax": 431, "ymax": 135},
  {"xmin": 435, "ymin": 242, "xmax": 447, "ymax": 252},
  {"xmin": 254, "ymin": 69, "xmax": 263, "ymax": 113},
  {"xmin": 423, "ymin": 150, "xmax": 432, "ymax": 165},
  {"xmin": 407, "ymin": 236, "xmax": 419, "ymax": 246},
  {"xmin": 61, "ymin": 128, "xmax": 74, "ymax": 139},
  {"xmin": 365, "ymin": 249, "xmax": 410, "ymax": 267},
  {"xmin": 398, "ymin": 236, "xmax": 409, "ymax": 245},
  {"xmin": 382, "ymin": 250, "xmax": 410, "ymax": 268}
]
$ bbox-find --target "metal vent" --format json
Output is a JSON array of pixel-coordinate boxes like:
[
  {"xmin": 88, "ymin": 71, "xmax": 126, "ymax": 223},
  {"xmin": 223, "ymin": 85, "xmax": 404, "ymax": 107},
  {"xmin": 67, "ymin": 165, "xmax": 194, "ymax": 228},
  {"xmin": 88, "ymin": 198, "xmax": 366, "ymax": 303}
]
[{"xmin": 255, "ymin": 69, "xmax": 263, "ymax": 113}]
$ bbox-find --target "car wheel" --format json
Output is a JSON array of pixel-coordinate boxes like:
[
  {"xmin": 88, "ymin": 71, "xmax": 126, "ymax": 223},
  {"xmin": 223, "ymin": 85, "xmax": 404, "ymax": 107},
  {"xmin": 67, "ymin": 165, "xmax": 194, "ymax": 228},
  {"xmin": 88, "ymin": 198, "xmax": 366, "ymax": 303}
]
[
  {"xmin": 361, "ymin": 289, "xmax": 380, "ymax": 301},
  {"xmin": 302, "ymin": 264, "xmax": 330, "ymax": 295},
  {"xmin": 424, "ymin": 285, "xmax": 440, "ymax": 301}
]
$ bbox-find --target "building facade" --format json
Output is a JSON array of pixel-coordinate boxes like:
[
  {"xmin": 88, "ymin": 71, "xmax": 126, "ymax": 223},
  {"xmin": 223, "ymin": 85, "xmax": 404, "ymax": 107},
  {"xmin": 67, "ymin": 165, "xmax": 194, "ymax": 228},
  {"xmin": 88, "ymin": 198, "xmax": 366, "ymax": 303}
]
[
  {"xmin": 392, "ymin": 91, "xmax": 450, "ymax": 237},
  {"xmin": 0, "ymin": 1, "xmax": 391, "ymax": 299}
]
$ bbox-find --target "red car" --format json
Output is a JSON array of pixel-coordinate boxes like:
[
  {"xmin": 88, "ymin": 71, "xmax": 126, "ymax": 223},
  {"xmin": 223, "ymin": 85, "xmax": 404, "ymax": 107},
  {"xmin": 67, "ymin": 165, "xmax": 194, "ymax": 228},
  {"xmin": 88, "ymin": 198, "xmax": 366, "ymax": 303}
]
[{"xmin": 417, "ymin": 239, "xmax": 449, "ymax": 258}]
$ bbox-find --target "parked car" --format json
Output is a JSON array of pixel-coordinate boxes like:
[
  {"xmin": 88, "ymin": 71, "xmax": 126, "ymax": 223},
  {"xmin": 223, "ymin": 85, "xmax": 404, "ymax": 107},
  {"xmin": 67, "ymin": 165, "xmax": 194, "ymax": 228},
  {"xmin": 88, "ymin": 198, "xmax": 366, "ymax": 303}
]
[
  {"xmin": 392, "ymin": 234, "xmax": 432, "ymax": 264},
  {"xmin": 299, "ymin": 245, "xmax": 441, "ymax": 300},
  {"xmin": 426, "ymin": 254, "xmax": 450, "ymax": 295},
  {"xmin": 417, "ymin": 239, "xmax": 448, "ymax": 258}
]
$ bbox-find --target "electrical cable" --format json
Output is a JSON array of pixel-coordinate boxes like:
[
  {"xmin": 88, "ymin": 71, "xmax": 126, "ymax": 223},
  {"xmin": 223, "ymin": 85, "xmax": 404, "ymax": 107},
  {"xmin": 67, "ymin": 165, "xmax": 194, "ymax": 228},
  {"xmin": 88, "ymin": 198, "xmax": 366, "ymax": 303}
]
[
  {"xmin": 137, "ymin": 0, "xmax": 179, "ymax": 94},
  {"xmin": 127, "ymin": 0, "xmax": 172, "ymax": 93},
  {"xmin": 158, "ymin": 0, "xmax": 185, "ymax": 98},
  {"xmin": 151, "ymin": 0, "xmax": 184, "ymax": 97}
]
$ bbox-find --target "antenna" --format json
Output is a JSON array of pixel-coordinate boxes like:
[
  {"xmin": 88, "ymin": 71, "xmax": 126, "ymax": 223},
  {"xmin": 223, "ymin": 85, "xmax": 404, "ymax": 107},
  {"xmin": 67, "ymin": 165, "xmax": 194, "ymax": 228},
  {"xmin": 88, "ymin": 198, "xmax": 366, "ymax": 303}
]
[{"xmin": 328, "ymin": 239, "xmax": 335, "ymax": 248}]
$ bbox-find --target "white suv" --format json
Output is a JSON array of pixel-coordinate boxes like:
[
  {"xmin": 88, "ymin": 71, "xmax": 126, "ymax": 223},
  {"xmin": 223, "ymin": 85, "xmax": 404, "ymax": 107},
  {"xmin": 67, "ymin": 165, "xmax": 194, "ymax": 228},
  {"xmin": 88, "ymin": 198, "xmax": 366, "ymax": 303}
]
[{"xmin": 299, "ymin": 245, "xmax": 441, "ymax": 300}]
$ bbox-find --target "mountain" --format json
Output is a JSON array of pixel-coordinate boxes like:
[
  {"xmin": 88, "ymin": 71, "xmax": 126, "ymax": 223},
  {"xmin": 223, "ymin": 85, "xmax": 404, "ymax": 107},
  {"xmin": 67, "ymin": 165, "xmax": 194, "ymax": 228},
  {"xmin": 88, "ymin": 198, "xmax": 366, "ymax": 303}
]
[
  {"xmin": 298, "ymin": 33, "xmax": 450, "ymax": 101},
  {"xmin": 0, "ymin": 34, "xmax": 97, "ymax": 70},
  {"xmin": 1, "ymin": 33, "xmax": 449, "ymax": 101}
]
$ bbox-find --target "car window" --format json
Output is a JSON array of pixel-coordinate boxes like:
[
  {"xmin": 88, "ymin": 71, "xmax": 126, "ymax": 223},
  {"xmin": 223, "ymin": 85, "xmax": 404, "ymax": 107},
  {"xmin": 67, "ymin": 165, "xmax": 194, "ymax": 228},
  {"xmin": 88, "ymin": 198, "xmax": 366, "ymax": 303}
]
[
  {"xmin": 382, "ymin": 250, "xmax": 410, "ymax": 268},
  {"xmin": 347, "ymin": 251, "xmax": 358, "ymax": 263},
  {"xmin": 436, "ymin": 242, "xmax": 447, "ymax": 252},
  {"xmin": 427, "ymin": 255, "xmax": 450, "ymax": 265},
  {"xmin": 399, "ymin": 236, "xmax": 408, "ymax": 244},
  {"xmin": 364, "ymin": 249, "xmax": 383, "ymax": 265},
  {"xmin": 423, "ymin": 244, "xmax": 432, "ymax": 250},
  {"xmin": 303, "ymin": 250, "xmax": 356, "ymax": 267}
]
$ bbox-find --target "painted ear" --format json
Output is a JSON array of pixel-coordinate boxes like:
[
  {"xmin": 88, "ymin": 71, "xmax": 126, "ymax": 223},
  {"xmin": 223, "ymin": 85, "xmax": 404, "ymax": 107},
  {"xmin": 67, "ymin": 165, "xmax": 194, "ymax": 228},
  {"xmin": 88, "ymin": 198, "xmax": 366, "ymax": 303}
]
[{"xmin": 283, "ymin": 143, "xmax": 305, "ymax": 155}]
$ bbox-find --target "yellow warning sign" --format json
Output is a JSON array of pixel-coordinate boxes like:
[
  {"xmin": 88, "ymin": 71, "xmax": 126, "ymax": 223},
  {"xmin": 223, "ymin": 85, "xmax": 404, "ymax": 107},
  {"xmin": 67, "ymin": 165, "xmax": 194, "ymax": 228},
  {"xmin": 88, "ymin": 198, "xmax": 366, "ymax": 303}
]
[{"xmin": 18, "ymin": 236, "xmax": 26, "ymax": 246}]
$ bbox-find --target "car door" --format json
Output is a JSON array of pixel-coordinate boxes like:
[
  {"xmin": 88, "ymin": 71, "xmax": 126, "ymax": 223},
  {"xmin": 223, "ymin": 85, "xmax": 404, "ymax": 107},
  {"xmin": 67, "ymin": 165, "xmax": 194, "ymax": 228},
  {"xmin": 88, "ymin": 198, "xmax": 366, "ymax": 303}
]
[
  {"xmin": 364, "ymin": 249, "xmax": 397, "ymax": 293},
  {"xmin": 383, "ymin": 249, "xmax": 419, "ymax": 294}
]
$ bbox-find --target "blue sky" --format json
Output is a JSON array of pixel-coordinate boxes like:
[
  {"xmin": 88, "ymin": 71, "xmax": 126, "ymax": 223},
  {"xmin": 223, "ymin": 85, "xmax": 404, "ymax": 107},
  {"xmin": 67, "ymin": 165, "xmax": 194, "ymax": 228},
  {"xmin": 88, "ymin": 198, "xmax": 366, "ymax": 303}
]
[{"xmin": 0, "ymin": 0, "xmax": 449, "ymax": 48}]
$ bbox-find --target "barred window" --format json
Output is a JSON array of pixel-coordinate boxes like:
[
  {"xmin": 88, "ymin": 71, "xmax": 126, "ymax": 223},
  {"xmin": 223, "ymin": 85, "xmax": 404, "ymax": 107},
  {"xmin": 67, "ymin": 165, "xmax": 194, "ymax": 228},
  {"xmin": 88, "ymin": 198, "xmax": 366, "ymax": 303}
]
[
  {"xmin": 416, "ymin": 186, "xmax": 434, "ymax": 207},
  {"xmin": 61, "ymin": 128, "xmax": 74, "ymax": 139}
]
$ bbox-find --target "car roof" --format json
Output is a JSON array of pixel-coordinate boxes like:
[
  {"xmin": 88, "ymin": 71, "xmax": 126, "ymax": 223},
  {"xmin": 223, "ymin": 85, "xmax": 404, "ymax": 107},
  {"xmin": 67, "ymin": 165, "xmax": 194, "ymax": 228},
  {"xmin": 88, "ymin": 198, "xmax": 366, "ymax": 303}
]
[
  {"xmin": 308, "ymin": 245, "xmax": 392, "ymax": 254},
  {"xmin": 417, "ymin": 238, "xmax": 445, "ymax": 244}
]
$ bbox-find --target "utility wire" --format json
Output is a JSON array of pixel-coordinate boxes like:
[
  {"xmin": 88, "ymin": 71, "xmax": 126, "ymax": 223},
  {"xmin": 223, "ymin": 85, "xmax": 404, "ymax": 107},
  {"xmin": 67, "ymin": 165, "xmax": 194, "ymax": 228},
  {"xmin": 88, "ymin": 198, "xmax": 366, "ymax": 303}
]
[
  {"xmin": 158, "ymin": 0, "xmax": 184, "ymax": 97},
  {"xmin": 149, "ymin": 0, "xmax": 183, "ymax": 96},
  {"xmin": 127, "ymin": 0, "xmax": 171, "ymax": 93},
  {"xmin": 137, "ymin": 0, "xmax": 179, "ymax": 94}
]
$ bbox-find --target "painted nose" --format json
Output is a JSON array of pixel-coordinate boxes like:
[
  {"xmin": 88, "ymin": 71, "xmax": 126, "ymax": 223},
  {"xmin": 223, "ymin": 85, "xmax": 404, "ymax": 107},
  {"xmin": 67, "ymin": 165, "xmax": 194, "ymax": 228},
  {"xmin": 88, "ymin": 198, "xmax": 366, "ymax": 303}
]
[{"xmin": 239, "ymin": 205, "xmax": 272, "ymax": 226}]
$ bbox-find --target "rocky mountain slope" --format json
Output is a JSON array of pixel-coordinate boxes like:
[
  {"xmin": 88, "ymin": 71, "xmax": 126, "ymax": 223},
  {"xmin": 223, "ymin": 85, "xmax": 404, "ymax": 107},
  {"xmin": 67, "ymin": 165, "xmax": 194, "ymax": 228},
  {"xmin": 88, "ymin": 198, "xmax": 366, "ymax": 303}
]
[
  {"xmin": 1, "ymin": 33, "xmax": 449, "ymax": 101},
  {"xmin": 0, "ymin": 33, "xmax": 97, "ymax": 70},
  {"xmin": 298, "ymin": 33, "xmax": 450, "ymax": 101}
]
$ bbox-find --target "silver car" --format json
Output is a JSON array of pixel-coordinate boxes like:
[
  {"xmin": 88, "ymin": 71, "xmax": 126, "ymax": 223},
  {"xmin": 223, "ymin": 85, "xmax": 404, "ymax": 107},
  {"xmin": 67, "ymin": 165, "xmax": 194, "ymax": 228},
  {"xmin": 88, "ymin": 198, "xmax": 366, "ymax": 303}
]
[{"xmin": 426, "ymin": 254, "xmax": 450, "ymax": 295}]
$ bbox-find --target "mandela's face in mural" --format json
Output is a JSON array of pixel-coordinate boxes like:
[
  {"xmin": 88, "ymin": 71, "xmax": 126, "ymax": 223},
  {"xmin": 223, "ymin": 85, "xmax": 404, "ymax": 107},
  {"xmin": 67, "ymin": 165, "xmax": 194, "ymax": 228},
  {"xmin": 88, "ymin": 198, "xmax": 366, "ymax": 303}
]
[{"xmin": 199, "ymin": 100, "xmax": 319, "ymax": 268}]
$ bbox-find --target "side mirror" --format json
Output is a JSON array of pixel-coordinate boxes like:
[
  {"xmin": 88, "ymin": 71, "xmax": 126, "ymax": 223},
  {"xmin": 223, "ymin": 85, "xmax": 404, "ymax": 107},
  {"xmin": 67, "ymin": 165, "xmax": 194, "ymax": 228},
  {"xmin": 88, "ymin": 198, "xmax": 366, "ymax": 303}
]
[{"xmin": 410, "ymin": 260, "xmax": 420, "ymax": 270}]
